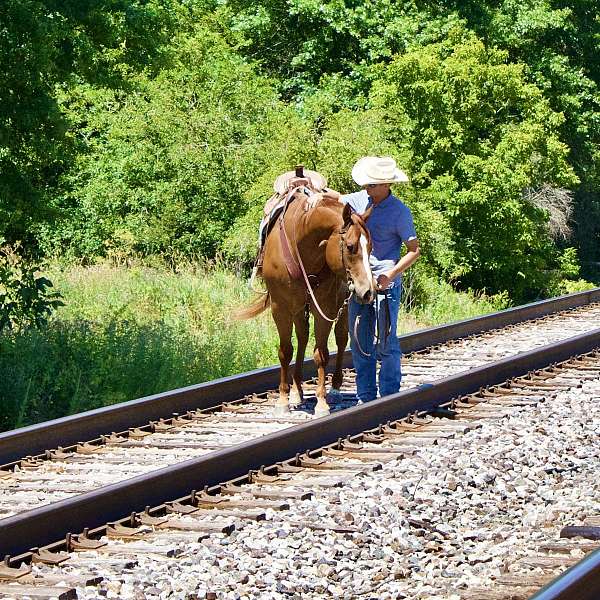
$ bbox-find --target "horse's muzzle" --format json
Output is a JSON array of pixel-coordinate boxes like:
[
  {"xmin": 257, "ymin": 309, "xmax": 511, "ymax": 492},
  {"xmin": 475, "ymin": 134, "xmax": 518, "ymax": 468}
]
[{"xmin": 356, "ymin": 289, "xmax": 373, "ymax": 304}]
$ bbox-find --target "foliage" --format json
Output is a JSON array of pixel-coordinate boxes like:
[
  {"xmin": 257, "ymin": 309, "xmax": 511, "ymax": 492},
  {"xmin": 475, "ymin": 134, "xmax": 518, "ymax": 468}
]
[
  {"xmin": 41, "ymin": 21, "xmax": 306, "ymax": 260},
  {"xmin": 5, "ymin": 0, "xmax": 600, "ymax": 434},
  {"xmin": 0, "ymin": 244, "xmax": 63, "ymax": 333},
  {"xmin": 2, "ymin": 0, "xmax": 599, "ymax": 305},
  {"xmin": 541, "ymin": 246, "xmax": 596, "ymax": 297},
  {"xmin": 220, "ymin": 106, "xmax": 317, "ymax": 268},
  {"xmin": 448, "ymin": 0, "xmax": 600, "ymax": 264},
  {"xmin": 401, "ymin": 262, "xmax": 510, "ymax": 327},
  {"xmin": 0, "ymin": 0, "xmax": 66, "ymax": 245},
  {"xmin": 223, "ymin": 0, "xmax": 600, "ymax": 286},
  {"xmin": 370, "ymin": 31, "xmax": 579, "ymax": 300},
  {"xmin": 0, "ymin": 261, "xmax": 278, "ymax": 430},
  {"xmin": 0, "ymin": 0, "xmax": 184, "ymax": 250},
  {"xmin": 552, "ymin": 278, "xmax": 597, "ymax": 295},
  {"xmin": 221, "ymin": 0, "xmax": 459, "ymax": 99}
]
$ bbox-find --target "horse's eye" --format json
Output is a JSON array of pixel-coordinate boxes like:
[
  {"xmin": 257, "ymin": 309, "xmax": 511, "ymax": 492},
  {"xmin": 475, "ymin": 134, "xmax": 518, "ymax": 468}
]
[{"xmin": 346, "ymin": 243, "xmax": 357, "ymax": 254}]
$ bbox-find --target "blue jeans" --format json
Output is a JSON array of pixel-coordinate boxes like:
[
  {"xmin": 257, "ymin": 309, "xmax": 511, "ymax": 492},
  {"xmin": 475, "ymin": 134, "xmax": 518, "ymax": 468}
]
[{"xmin": 348, "ymin": 282, "xmax": 402, "ymax": 402}]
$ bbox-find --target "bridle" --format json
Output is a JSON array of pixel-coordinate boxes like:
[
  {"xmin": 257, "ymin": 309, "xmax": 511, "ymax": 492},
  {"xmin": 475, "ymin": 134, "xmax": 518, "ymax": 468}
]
[{"xmin": 339, "ymin": 211, "xmax": 371, "ymax": 292}]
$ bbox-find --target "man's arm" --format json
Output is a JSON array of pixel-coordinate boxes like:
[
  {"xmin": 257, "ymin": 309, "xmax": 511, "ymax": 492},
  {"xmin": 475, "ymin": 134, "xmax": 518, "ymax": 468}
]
[
  {"xmin": 377, "ymin": 238, "xmax": 420, "ymax": 290},
  {"xmin": 309, "ymin": 189, "xmax": 359, "ymax": 209}
]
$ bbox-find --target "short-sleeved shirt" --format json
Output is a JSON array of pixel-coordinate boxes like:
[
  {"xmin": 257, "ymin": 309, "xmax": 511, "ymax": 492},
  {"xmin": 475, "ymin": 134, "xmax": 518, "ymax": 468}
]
[{"xmin": 341, "ymin": 190, "xmax": 417, "ymax": 282}]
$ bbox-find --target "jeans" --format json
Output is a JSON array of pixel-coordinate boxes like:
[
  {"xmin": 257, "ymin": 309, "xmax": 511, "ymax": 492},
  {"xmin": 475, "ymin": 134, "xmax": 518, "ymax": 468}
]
[{"xmin": 348, "ymin": 282, "xmax": 402, "ymax": 402}]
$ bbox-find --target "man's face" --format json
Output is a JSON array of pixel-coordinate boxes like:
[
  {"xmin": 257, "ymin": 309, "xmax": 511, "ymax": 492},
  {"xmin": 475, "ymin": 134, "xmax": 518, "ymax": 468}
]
[{"xmin": 364, "ymin": 183, "xmax": 391, "ymax": 203}]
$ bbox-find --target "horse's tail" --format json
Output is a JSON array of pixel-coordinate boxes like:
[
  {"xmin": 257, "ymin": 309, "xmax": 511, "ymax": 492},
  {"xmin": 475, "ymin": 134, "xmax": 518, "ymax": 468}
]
[{"xmin": 234, "ymin": 292, "xmax": 271, "ymax": 320}]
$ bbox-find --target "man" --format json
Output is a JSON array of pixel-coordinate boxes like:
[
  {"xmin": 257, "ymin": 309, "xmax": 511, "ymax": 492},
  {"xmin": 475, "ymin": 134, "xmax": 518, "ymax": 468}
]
[{"xmin": 322, "ymin": 156, "xmax": 420, "ymax": 402}]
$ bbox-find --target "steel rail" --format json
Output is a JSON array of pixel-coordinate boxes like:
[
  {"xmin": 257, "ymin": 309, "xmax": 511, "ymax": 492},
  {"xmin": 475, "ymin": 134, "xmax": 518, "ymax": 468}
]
[
  {"xmin": 1, "ymin": 288, "xmax": 599, "ymax": 465},
  {"xmin": 1, "ymin": 327, "xmax": 599, "ymax": 558},
  {"xmin": 528, "ymin": 547, "xmax": 600, "ymax": 600}
]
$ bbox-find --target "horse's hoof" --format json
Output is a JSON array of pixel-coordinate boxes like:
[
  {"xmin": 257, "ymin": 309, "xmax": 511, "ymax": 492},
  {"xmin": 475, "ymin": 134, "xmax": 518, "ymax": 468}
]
[
  {"xmin": 314, "ymin": 406, "xmax": 331, "ymax": 418},
  {"xmin": 289, "ymin": 388, "xmax": 303, "ymax": 407},
  {"xmin": 327, "ymin": 388, "xmax": 343, "ymax": 401},
  {"xmin": 273, "ymin": 404, "xmax": 290, "ymax": 416}
]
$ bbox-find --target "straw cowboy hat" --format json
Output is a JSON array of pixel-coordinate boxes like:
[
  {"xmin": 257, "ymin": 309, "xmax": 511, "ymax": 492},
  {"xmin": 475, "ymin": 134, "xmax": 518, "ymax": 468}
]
[{"xmin": 351, "ymin": 156, "xmax": 409, "ymax": 186}]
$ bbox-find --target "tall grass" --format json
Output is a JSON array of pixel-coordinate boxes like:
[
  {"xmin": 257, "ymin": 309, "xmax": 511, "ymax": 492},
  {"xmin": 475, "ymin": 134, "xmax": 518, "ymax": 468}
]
[
  {"xmin": 0, "ymin": 262, "xmax": 504, "ymax": 431},
  {"xmin": 400, "ymin": 268, "xmax": 509, "ymax": 330},
  {"xmin": 0, "ymin": 263, "xmax": 279, "ymax": 431}
]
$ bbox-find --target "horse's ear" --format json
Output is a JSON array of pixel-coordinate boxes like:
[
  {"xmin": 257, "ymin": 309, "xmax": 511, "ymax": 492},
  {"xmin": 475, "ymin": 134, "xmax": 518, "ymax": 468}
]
[
  {"xmin": 361, "ymin": 206, "xmax": 373, "ymax": 221},
  {"xmin": 342, "ymin": 203, "xmax": 353, "ymax": 226}
]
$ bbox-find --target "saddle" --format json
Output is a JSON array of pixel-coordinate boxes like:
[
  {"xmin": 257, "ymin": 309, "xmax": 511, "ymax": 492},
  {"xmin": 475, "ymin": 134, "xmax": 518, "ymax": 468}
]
[
  {"xmin": 254, "ymin": 166, "xmax": 328, "ymax": 278},
  {"xmin": 264, "ymin": 168, "xmax": 328, "ymax": 215}
]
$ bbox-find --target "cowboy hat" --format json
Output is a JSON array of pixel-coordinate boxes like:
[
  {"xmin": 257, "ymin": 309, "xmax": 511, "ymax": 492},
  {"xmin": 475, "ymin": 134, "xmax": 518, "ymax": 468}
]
[{"xmin": 351, "ymin": 156, "xmax": 409, "ymax": 186}]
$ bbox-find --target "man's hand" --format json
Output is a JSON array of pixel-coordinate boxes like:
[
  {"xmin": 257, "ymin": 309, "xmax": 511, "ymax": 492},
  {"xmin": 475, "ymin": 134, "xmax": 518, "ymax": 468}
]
[
  {"xmin": 305, "ymin": 192, "xmax": 323, "ymax": 209},
  {"xmin": 376, "ymin": 273, "xmax": 392, "ymax": 291}
]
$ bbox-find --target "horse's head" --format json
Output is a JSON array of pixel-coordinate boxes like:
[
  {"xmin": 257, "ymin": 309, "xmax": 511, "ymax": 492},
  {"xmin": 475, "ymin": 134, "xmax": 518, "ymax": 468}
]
[{"xmin": 333, "ymin": 204, "xmax": 376, "ymax": 304}]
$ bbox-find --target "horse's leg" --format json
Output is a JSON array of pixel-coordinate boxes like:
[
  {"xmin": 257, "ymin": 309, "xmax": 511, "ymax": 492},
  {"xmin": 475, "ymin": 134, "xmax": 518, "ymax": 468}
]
[
  {"xmin": 290, "ymin": 309, "xmax": 309, "ymax": 408},
  {"xmin": 272, "ymin": 304, "xmax": 294, "ymax": 415},
  {"xmin": 329, "ymin": 304, "xmax": 349, "ymax": 399},
  {"xmin": 313, "ymin": 316, "xmax": 333, "ymax": 417}
]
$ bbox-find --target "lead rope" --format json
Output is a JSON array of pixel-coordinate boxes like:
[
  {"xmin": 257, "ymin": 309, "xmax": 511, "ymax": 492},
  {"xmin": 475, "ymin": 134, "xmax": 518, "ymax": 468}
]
[
  {"xmin": 351, "ymin": 292, "xmax": 391, "ymax": 358},
  {"xmin": 353, "ymin": 314, "xmax": 371, "ymax": 357}
]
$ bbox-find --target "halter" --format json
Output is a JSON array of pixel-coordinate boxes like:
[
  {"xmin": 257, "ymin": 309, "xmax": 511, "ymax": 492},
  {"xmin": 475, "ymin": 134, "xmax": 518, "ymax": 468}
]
[{"xmin": 339, "ymin": 211, "xmax": 370, "ymax": 283}]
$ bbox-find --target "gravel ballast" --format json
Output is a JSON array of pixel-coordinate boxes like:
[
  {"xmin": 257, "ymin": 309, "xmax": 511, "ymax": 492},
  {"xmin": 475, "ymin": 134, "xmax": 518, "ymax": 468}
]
[{"xmin": 35, "ymin": 374, "xmax": 599, "ymax": 599}]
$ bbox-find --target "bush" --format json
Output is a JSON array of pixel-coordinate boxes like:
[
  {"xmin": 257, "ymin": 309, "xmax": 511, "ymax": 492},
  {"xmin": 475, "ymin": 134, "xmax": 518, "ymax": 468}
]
[
  {"xmin": 371, "ymin": 29, "xmax": 578, "ymax": 301},
  {"xmin": 401, "ymin": 262, "xmax": 509, "ymax": 326},
  {"xmin": 542, "ymin": 247, "xmax": 596, "ymax": 297},
  {"xmin": 0, "ymin": 262, "xmax": 280, "ymax": 431},
  {"xmin": 0, "ymin": 244, "xmax": 63, "ymax": 333}
]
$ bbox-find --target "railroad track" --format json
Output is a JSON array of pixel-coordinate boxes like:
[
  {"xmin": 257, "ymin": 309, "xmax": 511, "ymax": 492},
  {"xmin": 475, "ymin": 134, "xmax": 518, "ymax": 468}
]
[
  {"xmin": 0, "ymin": 329, "xmax": 598, "ymax": 598},
  {"xmin": 0, "ymin": 290, "xmax": 599, "ymax": 598},
  {"xmin": 1, "ymin": 294, "xmax": 600, "ymax": 525}
]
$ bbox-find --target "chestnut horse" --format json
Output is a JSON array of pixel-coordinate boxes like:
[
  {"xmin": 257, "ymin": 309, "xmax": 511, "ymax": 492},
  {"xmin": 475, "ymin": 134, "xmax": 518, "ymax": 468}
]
[{"xmin": 239, "ymin": 190, "xmax": 376, "ymax": 417}]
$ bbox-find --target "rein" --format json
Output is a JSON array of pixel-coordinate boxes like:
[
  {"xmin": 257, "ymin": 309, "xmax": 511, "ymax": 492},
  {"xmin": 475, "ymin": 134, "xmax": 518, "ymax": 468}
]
[
  {"xmin": 297, "ymin": 239, "xmax": 348, "ymax": 323},
  {"xmin": 352, "ymin": 291, "xmax": 391, "ymax": 358}
]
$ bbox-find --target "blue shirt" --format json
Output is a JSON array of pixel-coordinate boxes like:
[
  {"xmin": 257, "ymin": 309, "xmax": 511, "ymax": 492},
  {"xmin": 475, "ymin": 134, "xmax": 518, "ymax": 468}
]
[{"xmin": 341, "ymin": 190, "xmax": 417, "ymax": 281}]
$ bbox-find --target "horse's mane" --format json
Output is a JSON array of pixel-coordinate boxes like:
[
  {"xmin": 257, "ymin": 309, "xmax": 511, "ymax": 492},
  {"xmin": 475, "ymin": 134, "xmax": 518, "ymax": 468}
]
[{"xmin": 319, "ymin": 197, "xmax": 343, "ymax": 210}]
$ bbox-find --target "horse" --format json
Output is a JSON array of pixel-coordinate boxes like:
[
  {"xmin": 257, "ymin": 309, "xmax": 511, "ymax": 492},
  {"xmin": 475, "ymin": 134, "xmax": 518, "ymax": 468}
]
[{"xmin": 238, "ymin": 184, "xmax": 376, "ymax": 417}]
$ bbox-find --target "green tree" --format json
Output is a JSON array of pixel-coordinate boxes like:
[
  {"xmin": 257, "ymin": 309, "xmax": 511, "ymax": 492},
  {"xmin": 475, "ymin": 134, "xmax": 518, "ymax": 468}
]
[
  {"xmin": 45, "ymin": 21, "xmax": 304, "ymax": 259},
  {"xmin": 0, "ymin": 0, "xmax": 182, "ymax": 249},
  {"xmin": 372, "ymin": 31, "xmax": 578, "ymax": 299},
  {"xmin": 0, "ymin": 1, "xmax": 66, "ymax": 245},
  {"xmin": 449, "ymin": 0, "xmax": 600, "ymax": 265},
  {"xmin": 225, "ymin": 0, "xmax": 600, "ymax": 273},
  {"xmin": 221, "ymin": 0, "xmax": 434, "ymax": 98}
]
